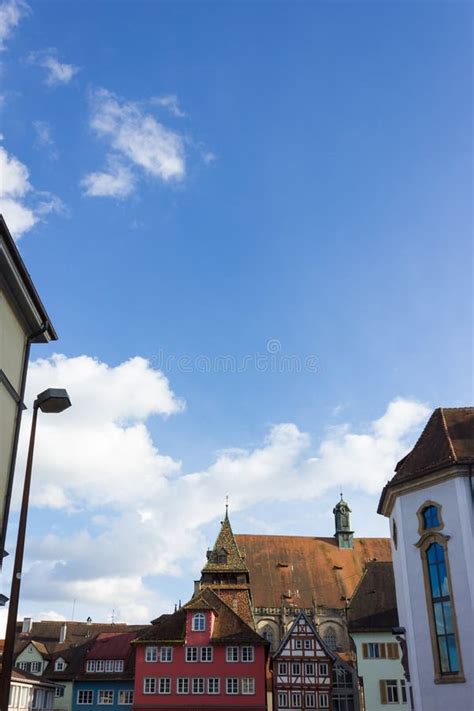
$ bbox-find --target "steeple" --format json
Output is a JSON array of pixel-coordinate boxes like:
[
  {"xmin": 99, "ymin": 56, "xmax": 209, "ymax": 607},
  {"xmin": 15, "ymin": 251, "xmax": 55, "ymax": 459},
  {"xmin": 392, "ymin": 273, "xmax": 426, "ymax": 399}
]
[{"xmin": 333, "ymin": 493, "xmax": 354, "ymax": 549}]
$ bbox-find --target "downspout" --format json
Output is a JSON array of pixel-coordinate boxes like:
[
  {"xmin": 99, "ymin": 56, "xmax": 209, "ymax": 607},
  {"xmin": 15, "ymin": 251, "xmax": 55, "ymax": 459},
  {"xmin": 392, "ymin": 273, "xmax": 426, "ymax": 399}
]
[{"xmin": 0, "ymin": 320, "xmax": 49, "ymax": 563}]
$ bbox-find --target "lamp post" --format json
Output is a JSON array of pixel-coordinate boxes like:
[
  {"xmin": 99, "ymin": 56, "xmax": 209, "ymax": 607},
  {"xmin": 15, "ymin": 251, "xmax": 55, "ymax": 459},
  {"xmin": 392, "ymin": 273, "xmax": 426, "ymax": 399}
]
[{"xmin": 0, "ymin": 389, "xmax": 71, "ymax": 710}]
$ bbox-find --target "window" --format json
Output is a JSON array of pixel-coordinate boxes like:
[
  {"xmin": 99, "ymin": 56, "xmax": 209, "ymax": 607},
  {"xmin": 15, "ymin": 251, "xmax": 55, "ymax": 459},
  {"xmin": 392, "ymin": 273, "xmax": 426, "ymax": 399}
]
[
  {"xmin": 426, "ymin": 542, "xmax": 459, "ymax": 674},
  {"xmin": 96, "ymin": 660, "xmax": 105, "ymax": 672},
  {"xmin": 105, "ymin": 660, "xmax": 114, "ymax": 672},
  {"xmin": 143, "ymin": 677, "xmax": 156, "ymax": 694},
  {"xmin": 77, "ymin": 690, "xmax": 94, "ymax": 705},
  {"xmin": 31, "ymin": 661, "xmax": 42, "ymax": 673},
  {"xmin": 177, "ymin": 678, "xmax": 189, "ymax": 694},
  {"xmin": 242, "ymin": 678, "xmax": 255, "ymax": 694},
  {"xmin": 319, "ymin": 662, "xmax": 328, "ymax": 676},
  {"xmin": 217, "ymin": 549, "xmax": 228, "ymax": 565},
  {"xmin": 386, "ymin": 642, "xmax": 399, "ymax": 659},
  {"xmin": 192, "ymin": 678, "xmax": 205, "ymax": 694},
  {"xmin": 295, "ymin": 639, "xmax": 302, "ymax": 649},
  {"xmin": 86, "ymin": 660, "xmax": 95, "ymax": 672},
  {"xmin": 278, "ymin": 692, "xmax": 288, "ymax": 706},
  {"xmin": 160, "ymin": 647, "xmax": 173, "ymax": 662},
  {"xmin": 392, "ymin": 519, "xmax": 398, "ymax": 549},
  {"xmin": 158, "ymin": 678, "xmax": 171, "ymax": 694},
  {"xmin": 319, "ymin": 692, "xmax": 329, "ymax": 708},
  {"xmin": 400, "ymin": 679, "xmax": 407, "ymax": 703},
  {"xmin": 386, "ymin": 680, "xmax": 399, "ymax": 703},
  {"xmin": 192, "ymin": 613, "xmax": 205, "ymax": 631},
  {"xmin": 278, "ymin": 662, "xmax": 288, "ymax": 675},
  {"xmin": 115, "ymin": 660, "xmax": 124, "ymax": 672},
  {"xmin": 145, "ymin": 646, "xmax": 158, "ymax": 662},
  {"xmin": 262, "ymin": 625, "xmax": 273, "ymax": 648},
  {"xmin": 226, "ymin": 677, "xmax": 239, "ymax": 694},
  {"xmin": 200, "ymin": 646, "xmax": 213, "ymax": 662},
  {"xmin": 98, "ymin": 690, "xmax": 114, "ymax": 705},
  {"xmin": 226, "ymin": 646, "xmax": 239, "ymax": 662},
  {"xmin": 305, "ymin": 662, "xmax": 315, "ymax": 675},
  {"xmin": 241, "ymin": 646, "xmax": 254, "ymax": 662},
  {"xmin": 55, "ymin": 687, "xmax": 65, "ymax": 698},
  {"xmin": 304, "ymin": 639, "xmax": 312, "ymax": 649},
  {"xmin": 291, "ymin": 662, "xmax": 301, "ymax": 676},
  {"xmin": 185, "ymin": 647, "xmax": 198, "ymax": 662},
  {"xmin": 368, "ymin": 642, "xmax": 381, "ymax": 658},
  {"xmin": 208, "ymin": 677, "xmax": 220, "ymax": 694},
  {"xmin": 422, "ymin": 505, "xmax": 440, "ymax": 530},
  {"xmin": 323, "ymin": 626, "xmax": 337, "ymax": 650},
  {"xmin": 306, "ymin": 692, "xmax": 316, "ymax": 707},
  {"xmin": 291, "ymin": 691, "xmax": 301, "ymax": 707},
  {"xmin": 118, "ymin": 690, "xmax": 134, "ymax": 705},
  {"xmin": 55, "ymin": 659, "xmax": 66, "ymax": 671}
]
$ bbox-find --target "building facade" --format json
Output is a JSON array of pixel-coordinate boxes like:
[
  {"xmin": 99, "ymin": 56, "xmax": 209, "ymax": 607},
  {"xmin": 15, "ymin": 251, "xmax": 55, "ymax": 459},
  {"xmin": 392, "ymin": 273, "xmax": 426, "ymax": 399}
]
[
  {"xmin": 133, "ymin": 586, "xmax": 268, "ymax": 710},
  {"xmin": 9, "ymin": 670, "xmax": 57, "ymax": 711},
  {"xmin": 378, "ymin": 407, "xmax": 474, "ymax": 711},
  {"xmin": 272, "ymin": 611, "xmax": 332, "ymax": 711},
  {"xmin": 348, "ymin": 562, "xmax": 407, "ymax": 710}
]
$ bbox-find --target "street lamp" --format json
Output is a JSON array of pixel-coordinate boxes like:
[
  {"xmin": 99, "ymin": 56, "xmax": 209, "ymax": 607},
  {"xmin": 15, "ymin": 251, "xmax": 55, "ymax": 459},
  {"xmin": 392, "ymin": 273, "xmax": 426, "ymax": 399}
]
[{"xmin": 0, "ymin": 388, "xmax": 71, "ymax": 710}]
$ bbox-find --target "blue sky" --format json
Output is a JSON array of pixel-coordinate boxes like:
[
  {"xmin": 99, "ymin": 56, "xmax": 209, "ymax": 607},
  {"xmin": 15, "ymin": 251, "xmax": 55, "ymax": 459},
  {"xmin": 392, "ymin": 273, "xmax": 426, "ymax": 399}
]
[{"xmin": 0, "ymin": 0, "xmax": 471, "ymax": 624}]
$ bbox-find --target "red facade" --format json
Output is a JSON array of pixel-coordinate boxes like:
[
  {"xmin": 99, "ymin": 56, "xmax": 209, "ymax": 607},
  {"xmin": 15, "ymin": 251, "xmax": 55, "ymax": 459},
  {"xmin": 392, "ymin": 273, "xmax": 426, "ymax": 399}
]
[{"xmin": 133, "ymin": 591, "xmax": 267, "ymax": 710}]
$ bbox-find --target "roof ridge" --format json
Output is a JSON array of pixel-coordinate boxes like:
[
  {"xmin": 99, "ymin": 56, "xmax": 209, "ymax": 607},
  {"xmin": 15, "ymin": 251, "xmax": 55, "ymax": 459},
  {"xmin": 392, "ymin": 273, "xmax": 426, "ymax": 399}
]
[{"xmin": 439, "ymin": 408, "xmax": 457, "ymax": 462}]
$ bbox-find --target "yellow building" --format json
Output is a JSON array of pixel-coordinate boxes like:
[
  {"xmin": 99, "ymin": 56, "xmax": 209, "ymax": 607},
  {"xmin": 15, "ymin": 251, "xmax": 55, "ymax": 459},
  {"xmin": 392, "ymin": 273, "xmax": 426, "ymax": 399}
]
[{"xmin": 0, "ymin": 215, "xmax": 57, "ymax": 559}]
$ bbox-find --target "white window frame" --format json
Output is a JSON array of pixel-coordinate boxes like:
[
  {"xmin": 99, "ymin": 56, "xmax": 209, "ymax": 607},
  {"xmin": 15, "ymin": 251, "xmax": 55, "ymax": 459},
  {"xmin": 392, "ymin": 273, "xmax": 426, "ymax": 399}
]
[
  {"xmin": 192, "ymin": 677, "xmax": 205, "ymax": 695},
  {"xmin": 304, "ymin": 639, "xmax": 312, "ymax": 649},
  {"xmin": 386, "ymin": 680, "xmax": 399, "ymax": 703},
  {"xmin": 77, "ymin": 690, "xmax": 94, "ymax": 705},
  {"xmin": 105, "ymin": 660, "xmax": 114, "ymax": 672},
  {"xmin": 96, "ymin": 660, "xmax": 105, "ymax": 673},
  {"xmin": 118, "ymin": 690, "xmax": 134, "ymax": 705},
  {"xmin": 145, "ymin": 646, "xmax": 158, "ymax": 663},
  {"xmin": 86, "ymin": 660, "xmax": 95, "ymax": 673},
  {"xmin": 278, "ymin": 691, "xmax": 288, "ymax": 706},
  {"xmin": 226, "ymin": 646, "xmax": 239, "ymax": 662},
  {"xmin": 200, "ymin": 646, "xmax": 213, "ymax": 662},
  {"xmin": 226, "ymin": 677, "xmax": 239, "ymax": 695},
  {"xmin": 31, "ymin": 661, "xmax": 42, "ymax": 673},
  {"xmin": 295, "ymin": 639, "xmax": 303, "ymax": 649},
  {"xmin": 306, "ymin": 692, "xmax": 316, "ymax": 708},
  {"xmin": 192, "ymin": 613, "xmax": 205, "ymax": 631},
  {"xmin": 291, "ymin": 691, "xmax": 301, "ymax": 707},
  {"xmin": 242, "ymin": 677, "xmax": 255, "ymax": 695},
  {"xmin": 305, "ymin": 662, "xmax": 315, "ymax": 675},
  {"xmin": 176, "ymin": 677, "xmax": 189, "ymax": 694},
  {"xmin": 319, "ymin": 692, "xmax": 329, "ymax": 708},
  {"xmin": 54, "ymin": 659, "xmax": 66, "ymax": 672},
  {"xmin": 208, "ymin": 677, "xmax": 220, "ymax": 694},
  {"xmin": 160, "ymin": 647, "xmax": 173, "ymax": 662},
  {"xmin": 185, "ymin": 646, "xmax": 198, "ymax": 662},
  {"xmin": 291, "ymin": 661, "xmax": 301, "ymax": 676},
  {"xmin": 319, "ymin": 662, "xmax": 328, "ymax": 676},
  {"xmin": 55, "ymin": 687, "xmax": 65, "ymax": 698},
  {"xmin": 241, "ymin": 646, "xmax": 254, "ymax": 662},
  {"xmin": 368, "ymin": 642, "xmax": 380, "ymax": 658},
  {"xmin": 158, "ymin": 677, "xmax": 171, "ymax": 695},
  {"xmin": 143, "ymin": 677, "xmax": 156, "ymax": 694},
  {"xmin": 98, "ymin": 690, "xmax": 114, "ymax": 705},
  {"xmin": 115, "ymin": 660, "xmax": 124, "ymax": 672},
  {"xmin": 278, "ymin": 661, "xmax": 288, "ymax": 675},
  {"xmin": 400, "ymin": 679, "xmax": 407, "ymax": 703}
]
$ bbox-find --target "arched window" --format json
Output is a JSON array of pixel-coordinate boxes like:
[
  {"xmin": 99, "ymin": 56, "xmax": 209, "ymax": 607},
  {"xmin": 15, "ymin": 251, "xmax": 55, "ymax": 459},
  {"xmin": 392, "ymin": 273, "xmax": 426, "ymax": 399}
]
[
  {"xmin": 192, "ymin": 613, "xmax": 205, "ymax": 631},
  {"xmin": 422, "ymin": 505, "xmax": 440, "ymax": 530},
  {"xmin": 323, "ymin": 626, "xmax": 337, "ymax": 651},
  {"xmin": 426, "ymin": 543, "xmax": 458, "ymax": 674},
  {"xmin": 392, "ymin": 519, "xmax": 398, "ymax": 549},
  {"xmin": 262, "ymin": 625, "xmax": 273, "ymax": 647}
]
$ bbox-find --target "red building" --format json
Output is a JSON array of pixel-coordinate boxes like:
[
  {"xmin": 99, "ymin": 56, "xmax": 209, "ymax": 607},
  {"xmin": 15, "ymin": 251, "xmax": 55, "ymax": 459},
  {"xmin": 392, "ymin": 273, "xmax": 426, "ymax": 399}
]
[{"xmin": 132, "ymin": 586, "xmax": 268, "ymax": 710}]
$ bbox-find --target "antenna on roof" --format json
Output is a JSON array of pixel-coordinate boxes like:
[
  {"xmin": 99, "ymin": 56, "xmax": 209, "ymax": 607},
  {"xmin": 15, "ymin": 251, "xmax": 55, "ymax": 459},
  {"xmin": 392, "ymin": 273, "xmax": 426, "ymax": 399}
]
[
  {"xmin": 225, "ymin": 493, "xmax": 229, "ymax": 519},
  {"xmin": 110, "ymin": 608, "xmax": 116, "ymax": 624}
]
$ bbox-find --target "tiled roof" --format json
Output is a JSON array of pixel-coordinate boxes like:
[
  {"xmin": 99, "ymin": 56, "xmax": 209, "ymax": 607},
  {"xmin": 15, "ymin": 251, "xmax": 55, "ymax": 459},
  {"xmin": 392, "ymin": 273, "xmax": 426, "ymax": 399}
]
[
  {"xmin": 347, "ymin": 561, "xmax": 399, "ymax": 632},
  {"xmin": 202, "ymin": 513, "xmax": 249, "ymax": 574},
  {"xmin": 134, "ymin": 588, "xmax": 267, "ymax": 648},
  {"xmin": 235, "ymin": 534, "xmax": 391, "ymax": 609},
  {"xmin": 378, "ymin": 407, "xmax": 474, "ymax": 512},
  {"xmin": 85, "ymin": 631, "xmax": 138, "ymax": 661}
]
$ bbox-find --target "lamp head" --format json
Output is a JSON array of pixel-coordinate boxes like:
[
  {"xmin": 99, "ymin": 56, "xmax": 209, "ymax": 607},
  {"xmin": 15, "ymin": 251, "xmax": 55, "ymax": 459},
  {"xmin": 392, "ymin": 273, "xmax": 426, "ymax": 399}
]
[{"xmin": 35, "ymin": 388, "xmax": 71, "ymax": 414}]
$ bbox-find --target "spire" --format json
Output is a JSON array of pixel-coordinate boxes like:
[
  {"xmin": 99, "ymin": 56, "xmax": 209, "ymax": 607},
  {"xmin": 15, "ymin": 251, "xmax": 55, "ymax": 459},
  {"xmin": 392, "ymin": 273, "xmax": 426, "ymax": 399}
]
[
  {"xmin": 333, "ymin": 492, "xmax": 354, "ymax": 549},
  {"xmin": 202, "ymin": 509, "xmax": 249, "ymax": 575}
]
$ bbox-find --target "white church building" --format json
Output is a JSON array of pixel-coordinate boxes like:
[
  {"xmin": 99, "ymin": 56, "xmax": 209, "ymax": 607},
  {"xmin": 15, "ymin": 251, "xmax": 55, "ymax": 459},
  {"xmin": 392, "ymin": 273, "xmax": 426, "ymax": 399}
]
[{"xmin": 378, "ymin": 407, "xmax": 473, "ymax": 711}]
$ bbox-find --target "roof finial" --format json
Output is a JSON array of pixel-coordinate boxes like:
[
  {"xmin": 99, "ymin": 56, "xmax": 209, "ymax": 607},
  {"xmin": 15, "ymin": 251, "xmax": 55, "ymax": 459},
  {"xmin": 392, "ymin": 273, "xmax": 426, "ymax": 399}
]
[
  {"xmin": 340, "ymin": 491, "xmax": 343, "ymax": 501},
  {"xmin": 225, "ymin": 494, "xmax": 229, "ymax": 519}
]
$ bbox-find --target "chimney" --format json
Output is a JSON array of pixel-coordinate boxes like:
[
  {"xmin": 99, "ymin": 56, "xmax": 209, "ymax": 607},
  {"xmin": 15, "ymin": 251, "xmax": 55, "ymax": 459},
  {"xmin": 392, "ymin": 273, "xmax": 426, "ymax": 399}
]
[
  {"xmin": 59, "ymin": 623, "xmax": 67, "ymax": 644},
  {"xmin": 22, "ymin": 617, "xmax": 32, "ymax": 635}
]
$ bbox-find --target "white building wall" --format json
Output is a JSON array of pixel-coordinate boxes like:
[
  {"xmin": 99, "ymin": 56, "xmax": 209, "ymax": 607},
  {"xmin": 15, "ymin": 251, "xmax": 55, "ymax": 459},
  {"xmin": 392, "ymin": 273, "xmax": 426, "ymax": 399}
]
[
  {"xmin": 390, "ymin": 475, "xmax": 473, "ymax": 711},
  {"xmin": 352, "ymin": 632, "xmax": 407, "ymax": 711}
]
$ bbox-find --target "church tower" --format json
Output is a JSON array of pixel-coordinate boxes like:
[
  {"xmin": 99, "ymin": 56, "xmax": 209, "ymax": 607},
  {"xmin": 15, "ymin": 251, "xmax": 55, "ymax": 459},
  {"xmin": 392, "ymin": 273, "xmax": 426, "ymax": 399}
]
[
  {"xmin": 333, "ymin": 494, "xmax": 354, "ymax": 549},
  {"xmin": 198, "ymin": 506, "xmax": 254, "ymax": 626}
]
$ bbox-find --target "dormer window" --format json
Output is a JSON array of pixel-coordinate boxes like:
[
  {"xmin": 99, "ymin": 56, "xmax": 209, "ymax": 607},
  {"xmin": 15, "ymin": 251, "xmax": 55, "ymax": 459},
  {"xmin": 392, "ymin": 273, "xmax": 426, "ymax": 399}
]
[
  {"xmin": 54, "ymin": 658, "xmax": 66, "ymax": 672},
  {"xmin": 217, "ymin": 548, "xmax": 228, "ymax": 565},
  {"xmin": 192, "ymin": 613, "xmax": 205, "ymax": 631}
]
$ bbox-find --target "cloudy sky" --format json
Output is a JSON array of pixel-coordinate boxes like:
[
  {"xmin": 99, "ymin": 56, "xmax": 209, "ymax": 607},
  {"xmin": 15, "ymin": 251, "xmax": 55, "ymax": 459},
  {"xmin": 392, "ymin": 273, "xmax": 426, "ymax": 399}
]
[{"xmin": 0, "ymin": 0, "xmax": 471, "ymax": 626}]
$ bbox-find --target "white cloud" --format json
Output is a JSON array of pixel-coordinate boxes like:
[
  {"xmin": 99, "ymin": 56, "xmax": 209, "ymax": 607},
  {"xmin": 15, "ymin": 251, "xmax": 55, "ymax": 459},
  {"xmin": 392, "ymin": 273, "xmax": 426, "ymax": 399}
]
[
  {"xmin": 81, "ymin": 160, "xmax": 135, "ymax": 198},
  {"xmin": 11, "ymin": 351, "xmax": 430, "ymax": 623},
  {"xmin": 82, "ymin": 88, "xmax": 186, "ymax": 198},
  {"xmin": 150, "ymin": 94, "xmax": 186, "ymax": 118},
  {"xmin": 28, "ymin": 49, "xmax": 79, "ymax": 86},
  {"xmin": 33, "ymin": 120, "xmax": 58, "ymax": 159},
  {"xmin": 0, "ymin": 144, "xmax": 63, "ymax": 239},
  {"xmin": 0, "ymin": 0, "xmax": 29, "ymax": 51}
]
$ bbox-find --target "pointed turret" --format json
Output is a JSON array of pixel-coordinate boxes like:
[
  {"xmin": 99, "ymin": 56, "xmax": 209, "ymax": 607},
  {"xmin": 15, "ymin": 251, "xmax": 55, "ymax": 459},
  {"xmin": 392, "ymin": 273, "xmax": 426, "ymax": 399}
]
[{"xmin": 333, "ymin": 493, "xmax": 354, "ymax": 549}]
